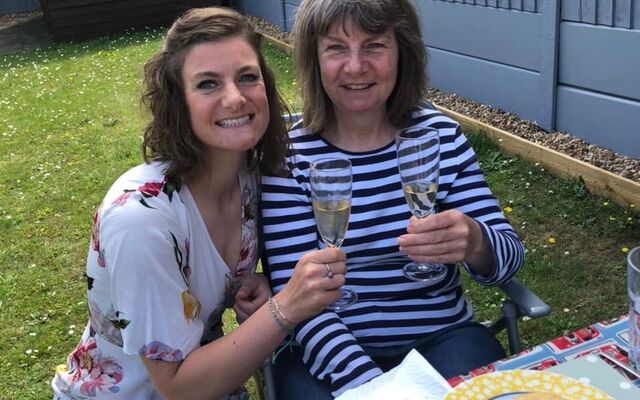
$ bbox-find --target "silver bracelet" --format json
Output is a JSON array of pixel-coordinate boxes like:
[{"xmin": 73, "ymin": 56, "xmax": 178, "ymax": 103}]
[
  {"xmin": 271, "ymin": 295, "xmax": 289, "ymax": 321},
  {"xmin": 268, "ymin": 297, "xmax": 290, "ymax": 333}
]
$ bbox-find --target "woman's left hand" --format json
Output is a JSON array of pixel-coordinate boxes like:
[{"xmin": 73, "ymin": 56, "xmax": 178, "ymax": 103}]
[
  {"xmin": 234, "ymin": 273, "xmax": 271, "ymax": 323},
  {"xmin": 397, "ymin": 209, "xmax": 493, "ymax": 274}
]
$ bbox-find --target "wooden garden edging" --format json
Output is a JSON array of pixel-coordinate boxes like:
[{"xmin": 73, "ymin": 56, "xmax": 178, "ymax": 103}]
[
  {"xmin": 259, "ymin": 33, "xmax": 640, "ymax": 208},
  {"xmin": 438, "ymin": 106, "xmax": 640, "ymax": 209}
]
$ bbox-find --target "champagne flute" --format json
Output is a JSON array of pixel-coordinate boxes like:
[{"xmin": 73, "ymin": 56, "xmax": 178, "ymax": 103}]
[
  {"xmin": 396, "ymin": 126, "xmax": 446, "ymax": 282},
  {"xmin": 310, "ymin": 157, "xmax": 358, "ymax": 310}
]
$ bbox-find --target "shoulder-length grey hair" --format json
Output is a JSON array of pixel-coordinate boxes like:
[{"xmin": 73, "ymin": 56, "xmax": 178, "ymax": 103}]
[
  {"xmin": 141, "ymin": 7, "xmax": 289, "ymax": 182},
  {"xmin": 292, "ymin": 0, "xmax": 428, "ymax": 134}
]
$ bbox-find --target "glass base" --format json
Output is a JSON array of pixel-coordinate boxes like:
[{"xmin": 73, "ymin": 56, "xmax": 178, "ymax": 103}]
[
  {"xmin": 403, "ymin": 262, "xmax": 446, "ymax": 282},
  {"xmin": 327, "ymin": 288, "xmax": 358, "ymax": 311}
]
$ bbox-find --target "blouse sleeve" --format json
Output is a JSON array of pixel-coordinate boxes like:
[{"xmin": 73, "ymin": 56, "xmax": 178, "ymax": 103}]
[
  {"xmin": 437, "ymin": 125, "xmax": 524, "ymax": 285},
  {"xmin": 261, "ymin": 168, "xmax": 383, "ymax": 397},
  {"xmin": 98, "ymin": 193, "xmax": 203, "ymax": 362}
]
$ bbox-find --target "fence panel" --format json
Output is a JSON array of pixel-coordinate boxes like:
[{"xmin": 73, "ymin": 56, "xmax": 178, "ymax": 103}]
[
  {"xmin": 557, "ymin": 22, "xmax": 640, "ymax": 156},
  {"xmin": 417, "ymin": 1, "xmax": 545, "ymax": 125},
  {"xmin": 523, "ymin": 0, "xmax": 537, "ymax": 11},
  {"xmin": 561, "ymin": 0, "xmax": 635, "ymax": 27},
  {"xmin": 244, "ymin": 0, "xmax": 639, "ymax": 158},
  {"xmin": 0, "ymin": 0, "xmax": 40, "ymax": 16},
  {"xmin": 421, "ymin": 1, "xmax": 541, "ymax": 70},
  {"xmin": 596, "ymin": 0, "xmax": 614, "ymax": 26},
  {"xmin": 435, "ymin": 0, "xmax": 539, "ymax": 11}
]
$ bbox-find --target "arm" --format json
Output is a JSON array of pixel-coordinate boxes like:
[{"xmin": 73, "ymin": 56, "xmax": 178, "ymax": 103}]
[
  {"xmin": 262, "ymin": 170, "xmax": 383, "ymax": 397},
  {"xmin": 398, "ymin": 125, "xmax": 524, "ymax": 284},
  {"xmin": 103, "ymin": 196, "xmax": 346, "ymax": 400},
  {"xmin": 140, "ymin": 248, "xmax": 347, "ymax": 400}
]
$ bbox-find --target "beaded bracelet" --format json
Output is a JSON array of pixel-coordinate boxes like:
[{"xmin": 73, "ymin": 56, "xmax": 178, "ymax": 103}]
[{"xmin": 268, "ymin": 296, "xmax": 290, "ymax": 333}]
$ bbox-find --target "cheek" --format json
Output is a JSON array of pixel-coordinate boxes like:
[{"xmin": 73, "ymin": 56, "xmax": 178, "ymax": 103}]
[{"xmin": 255, "ymin": 92, "xmax": 270, "ymax": 132}]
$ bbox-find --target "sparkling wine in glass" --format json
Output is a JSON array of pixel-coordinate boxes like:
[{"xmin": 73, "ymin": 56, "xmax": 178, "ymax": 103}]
[
  {"xmin": 310, "ymin": 157, "xmax": 358, "ymax": 310},
  {"xmin": 396, "ymin": 126, "xmax": 446, "ymax": 282}
]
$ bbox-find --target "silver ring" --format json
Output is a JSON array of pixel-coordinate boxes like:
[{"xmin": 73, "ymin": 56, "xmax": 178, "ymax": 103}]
[{"xmin": 325, "ymin": 263, "xmax": 334, "ymax": 279}]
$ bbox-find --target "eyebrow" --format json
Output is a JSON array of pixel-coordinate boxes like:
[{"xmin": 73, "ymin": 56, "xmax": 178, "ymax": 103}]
[
  {"xmin": 191, "ymin": 65, "xmax": 260, "ymax": 80},
  {"xmin": 320, "ymin": 32, "xmax": 392, "ymax": 43}
]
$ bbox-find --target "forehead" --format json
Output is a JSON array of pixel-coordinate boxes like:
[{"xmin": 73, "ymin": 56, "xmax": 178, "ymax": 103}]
[
  {"xmin": 323, "ymin": 18, "xmax": 393, "ymax": 40},
  {"xmin": 182, "ymin": 37, "xmax": 259, "ymax": 72}
]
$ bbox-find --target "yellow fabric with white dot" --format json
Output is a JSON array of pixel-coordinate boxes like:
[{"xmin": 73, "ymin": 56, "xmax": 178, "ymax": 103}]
[{"xmin": 444, "ymin": 370, "xmax": 613, "ymax": 400}]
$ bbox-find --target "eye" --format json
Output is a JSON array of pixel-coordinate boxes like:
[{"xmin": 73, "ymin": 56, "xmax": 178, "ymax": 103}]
[
  {"xmin": 366, "ymin": 42, "xmax": 386, "ymax": 50},
  {"xmin": 196, "ymin": 79, "xmax": 218, "ymax": 90},
  {"xmin": 239, "ymin": 73, "xmax": 260, "ymax": 84},
  {"xmin": 324, "ymin": 43, "xmax": 346, "ymax": 52}
]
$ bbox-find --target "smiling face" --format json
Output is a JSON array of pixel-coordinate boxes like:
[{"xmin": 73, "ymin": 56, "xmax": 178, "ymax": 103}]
[
  {"xmin": 181, "ymin": 36, "xmax": 269, "ymax": 156},
  {"xmin": 317, "ymin": 19, "xmax": 399, "ymax": 118}
]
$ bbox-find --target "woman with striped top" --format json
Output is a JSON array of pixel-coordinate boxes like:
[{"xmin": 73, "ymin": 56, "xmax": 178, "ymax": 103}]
[{"xmin": 261, "ymin": 0, "xmax": 525, "ymax": 398}]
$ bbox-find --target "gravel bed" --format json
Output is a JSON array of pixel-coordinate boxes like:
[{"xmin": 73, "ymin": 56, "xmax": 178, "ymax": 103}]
[{"xmin": 249, "ymin": 16, "xmax": 640, "ymax": 183}]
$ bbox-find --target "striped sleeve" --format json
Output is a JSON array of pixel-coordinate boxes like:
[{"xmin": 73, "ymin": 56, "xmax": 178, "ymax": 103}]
[
  {"xmin": 437, "ymin": 126, "xmax": 524, "ymax": 284},
  {"xmin": 261, "ymin": 164, "xmax": 383, "ymax": 396}
]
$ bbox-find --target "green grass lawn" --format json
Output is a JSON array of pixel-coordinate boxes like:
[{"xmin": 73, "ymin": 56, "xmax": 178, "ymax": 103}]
[{"xmin": 0, "ymin": 28, "xmax": 638, "ymax": 399}]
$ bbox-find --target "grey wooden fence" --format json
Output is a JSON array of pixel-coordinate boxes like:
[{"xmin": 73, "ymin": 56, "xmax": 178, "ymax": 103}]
[
  {"xmin": 0, "ymin": 0, "xmax": 40, "ymax": 16},
  {"xmin": 237, "ymin": 0, "xmax": 640, "ymax": 159}
]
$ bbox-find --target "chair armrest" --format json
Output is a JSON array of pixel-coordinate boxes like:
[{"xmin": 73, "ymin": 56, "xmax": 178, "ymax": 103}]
[
  {"xmin": 282, "ymin": 112, "xmax": 302, "ymax": 125},
  {"xmin": 499, "ymin": 277, "xmax": 551, "ymax": 319}
]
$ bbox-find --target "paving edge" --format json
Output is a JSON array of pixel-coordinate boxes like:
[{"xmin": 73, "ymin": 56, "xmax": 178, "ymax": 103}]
[{"xmin": 259, "ymin": 33, "xmax": 640, "ymax": 208}]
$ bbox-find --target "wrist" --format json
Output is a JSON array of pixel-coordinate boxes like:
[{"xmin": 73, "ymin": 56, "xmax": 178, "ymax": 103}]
[{"xmin": 268, "ymin": 296, "xmax": 295, "ymax": 332}]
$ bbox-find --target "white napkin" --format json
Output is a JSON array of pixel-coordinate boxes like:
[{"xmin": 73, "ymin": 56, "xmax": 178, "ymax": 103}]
[{"xmin": 336, "ymin": 349, "xmax": 452, "ymax": 400}]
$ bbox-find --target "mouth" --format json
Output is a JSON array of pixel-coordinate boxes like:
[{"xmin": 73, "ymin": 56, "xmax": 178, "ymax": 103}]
[
  {"xmin": 342, "ymin": 83, "xmax": 374, "ymax": 91},
  {"xmin": 215, "ymin": 114, "xmax": 253, "ymax": 127}
]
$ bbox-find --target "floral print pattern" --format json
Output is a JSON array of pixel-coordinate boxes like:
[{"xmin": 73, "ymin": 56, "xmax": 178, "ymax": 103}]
[
  {"xmin": 139, "ymin": 341, "xmax": 184, "ymax": 362},
  {"xmin": 53, "ymin": 163, "xmax": 260, "ymax": 399},
  {"xmin": 88, "ymin": 300, "xmax": 125, "ymax": 348},
  {"xmin": 111, "ymin": 176, "xmax": 175, "ymax": 209},
  {"xmin": 91, "ymin": 209, "xmax": 105, "ymax": 268},
  {"xmin": 55, "ymin": 337, "xmax": 123, "ymax": 397}
]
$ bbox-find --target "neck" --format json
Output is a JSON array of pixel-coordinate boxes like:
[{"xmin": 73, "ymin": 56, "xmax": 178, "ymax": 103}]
[
  {"xmin": 325, "ymin": 110, "xmax": 396, "ymax": 152},
  {"xmin": 188, "ymin": 151, "xmax": 244, "ymax": 204}
]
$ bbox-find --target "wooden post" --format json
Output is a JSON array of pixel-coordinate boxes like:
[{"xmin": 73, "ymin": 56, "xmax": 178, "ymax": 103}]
[{"xmin": 539, "ymin": 0, "xmax": 560, "ymax": 132}]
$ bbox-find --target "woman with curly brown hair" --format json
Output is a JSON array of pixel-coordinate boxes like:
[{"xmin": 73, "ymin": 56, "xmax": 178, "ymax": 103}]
[{"xmin": 52, "ymin": 7, "xmax": 347, "ymax": 399}]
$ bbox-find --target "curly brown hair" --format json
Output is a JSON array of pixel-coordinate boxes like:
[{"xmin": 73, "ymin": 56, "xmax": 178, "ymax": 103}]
[{"xmin": 141, "ymin": 7, "xmax": 289, "ymax": 181}]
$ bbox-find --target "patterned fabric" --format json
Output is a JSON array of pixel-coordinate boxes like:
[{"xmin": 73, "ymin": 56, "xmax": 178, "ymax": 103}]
[
  {"xmin": 52, "ymin": 162, "xmax": 258, "ymax": 399},
  {"xmin": 261, "ymin": 104, "xmax": 525, "ymax": 396}
]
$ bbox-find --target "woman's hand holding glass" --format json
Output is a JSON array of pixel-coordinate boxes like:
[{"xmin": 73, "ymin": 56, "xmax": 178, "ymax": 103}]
[
  {"xmin": 398, "ymin": 209, "xmax": 490, "ymax": 270},
  {"xmin": 310, "ymin": 157, "xmax": 358, "ymax": 310},
  {"xmin": 274, "ymin": 248, "xmax": 347, "ymax": 325},
  {"xmin": 396, "ymin": 126, "xmax": 446, "ymax": 281}
]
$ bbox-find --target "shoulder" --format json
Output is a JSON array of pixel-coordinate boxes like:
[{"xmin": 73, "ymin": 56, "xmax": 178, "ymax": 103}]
[
  {"xmin": 284, "ymin": 122, "xmax": 330, "ymax": 166},
  {"xmin": 98, "ymin": 162, "xmax": 186, "ymax": 230},
  {"xmin": 410, "ymin": 102, "xmax": 460, "ymax": 131}
]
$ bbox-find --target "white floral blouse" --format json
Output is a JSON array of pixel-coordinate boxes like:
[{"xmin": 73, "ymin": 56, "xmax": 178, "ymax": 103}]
[{"xmin": 52, "ymin": 162, "xmax": 258, "ymax": 399}]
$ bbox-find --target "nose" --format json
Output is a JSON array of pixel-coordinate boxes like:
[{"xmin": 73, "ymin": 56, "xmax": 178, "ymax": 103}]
[
  {"xmin": 221, "ymin": 83, "xmax": 246, "ymax": 109},
  {"xmin": 344, "ymin": 50, "xmax": 367, "ymax": 75}
]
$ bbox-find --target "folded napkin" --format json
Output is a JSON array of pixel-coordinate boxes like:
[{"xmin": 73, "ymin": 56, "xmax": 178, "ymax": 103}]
[{"xmin": 336, "ymin": 349, "xmax": 452, "ymax": 400}]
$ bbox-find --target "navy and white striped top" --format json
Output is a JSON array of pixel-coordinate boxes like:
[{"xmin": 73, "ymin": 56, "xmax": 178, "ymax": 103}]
[{"xmin": 261, "ymin": 105, "xmax": 524, "ymax": 396}]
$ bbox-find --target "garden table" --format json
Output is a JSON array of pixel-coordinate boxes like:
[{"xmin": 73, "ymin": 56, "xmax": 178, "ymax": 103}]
[{"xmin": 448, "ymin": 314, "xmax": 640, "ymax": 398}]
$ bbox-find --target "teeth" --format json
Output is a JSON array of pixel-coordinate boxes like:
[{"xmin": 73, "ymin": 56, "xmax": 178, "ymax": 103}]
[
  {"xmin": 345, "ymin": 84, "xmax": 370, "ymax": 90},
  {"xmin": 217, "ymin": 115, "xmax": 251, "ymax": 127}
]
